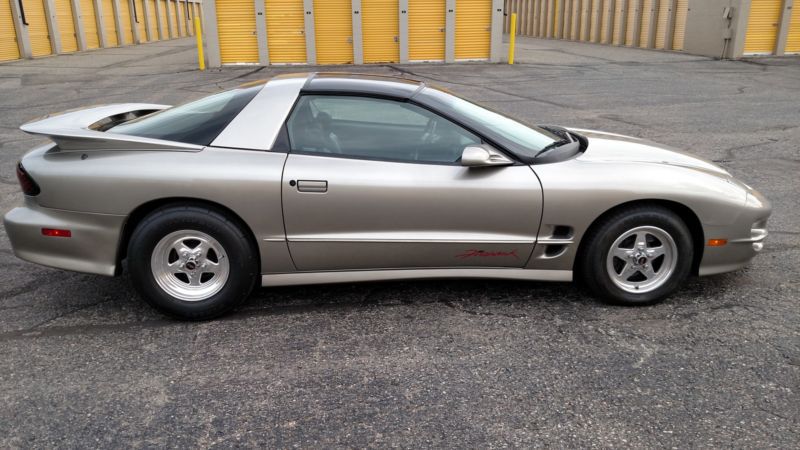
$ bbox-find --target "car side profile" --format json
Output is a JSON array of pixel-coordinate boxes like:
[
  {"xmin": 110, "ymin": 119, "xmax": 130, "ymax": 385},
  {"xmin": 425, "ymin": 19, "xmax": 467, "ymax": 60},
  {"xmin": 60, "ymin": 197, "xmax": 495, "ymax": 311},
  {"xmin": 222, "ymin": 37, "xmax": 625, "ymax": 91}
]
[{"xmin": 4, "ymin": 73, "xmax": 771, "ymax": 320}]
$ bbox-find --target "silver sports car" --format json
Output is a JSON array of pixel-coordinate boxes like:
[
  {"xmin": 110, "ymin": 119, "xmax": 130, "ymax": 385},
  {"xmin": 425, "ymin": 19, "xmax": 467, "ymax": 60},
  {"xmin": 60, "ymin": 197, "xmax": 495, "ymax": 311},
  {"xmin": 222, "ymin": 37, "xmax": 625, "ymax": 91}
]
[{"xmin": 5, "ymin": 73, "xmax": 771, "ymax": 320}]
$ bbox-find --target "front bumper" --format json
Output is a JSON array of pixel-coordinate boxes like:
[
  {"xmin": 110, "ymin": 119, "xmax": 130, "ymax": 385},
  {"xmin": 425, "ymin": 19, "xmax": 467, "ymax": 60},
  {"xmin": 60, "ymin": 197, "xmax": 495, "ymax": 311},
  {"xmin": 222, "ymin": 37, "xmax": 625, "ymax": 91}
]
[
  {"xmin": 698, "ymin": 189, "xmax": 772, "ymax": 276},
  {"xmin": 3, "ymin": 198, "xmax": 126, "ymax": 276}
]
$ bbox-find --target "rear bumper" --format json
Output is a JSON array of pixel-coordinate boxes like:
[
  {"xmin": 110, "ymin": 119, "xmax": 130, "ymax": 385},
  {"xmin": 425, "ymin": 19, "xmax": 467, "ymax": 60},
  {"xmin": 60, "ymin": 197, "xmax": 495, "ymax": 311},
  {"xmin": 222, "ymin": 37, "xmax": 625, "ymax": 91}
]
[{"xmin": 3, "ymin": 199, "xmax": 126, "ymax": 276}]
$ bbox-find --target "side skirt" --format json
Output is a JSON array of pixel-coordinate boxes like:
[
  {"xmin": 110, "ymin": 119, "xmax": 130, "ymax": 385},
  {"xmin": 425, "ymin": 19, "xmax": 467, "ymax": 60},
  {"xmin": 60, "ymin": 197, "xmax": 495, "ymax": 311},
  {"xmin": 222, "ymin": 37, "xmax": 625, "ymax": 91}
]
[{"xmin": 261, "ymin": 268, "xmax": 572, "ymax": 287}]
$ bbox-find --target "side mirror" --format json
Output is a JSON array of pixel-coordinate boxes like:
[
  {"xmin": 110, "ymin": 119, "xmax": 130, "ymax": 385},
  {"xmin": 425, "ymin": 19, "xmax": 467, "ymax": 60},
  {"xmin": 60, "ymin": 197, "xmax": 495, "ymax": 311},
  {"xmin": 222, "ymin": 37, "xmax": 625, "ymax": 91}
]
[{"xmin": 461, "ymin": 145, "xmax": 513, "ymax": 167}]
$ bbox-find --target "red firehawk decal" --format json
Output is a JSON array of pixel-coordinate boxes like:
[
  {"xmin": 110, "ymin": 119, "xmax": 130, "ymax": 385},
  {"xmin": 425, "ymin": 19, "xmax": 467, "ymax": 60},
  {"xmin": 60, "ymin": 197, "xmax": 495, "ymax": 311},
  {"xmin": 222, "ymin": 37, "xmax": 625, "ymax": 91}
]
[{"xmin": 456, "ymin": 249, "xmax": 519, "ymax": 259}]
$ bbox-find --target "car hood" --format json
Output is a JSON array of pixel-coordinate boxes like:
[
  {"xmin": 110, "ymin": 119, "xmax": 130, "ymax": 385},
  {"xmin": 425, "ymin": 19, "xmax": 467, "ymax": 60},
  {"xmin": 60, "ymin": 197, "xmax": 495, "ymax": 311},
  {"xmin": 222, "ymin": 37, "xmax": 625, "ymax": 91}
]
[{"xmin": 569, "ymin": 128, "xmax": 730, "ymax": 177}]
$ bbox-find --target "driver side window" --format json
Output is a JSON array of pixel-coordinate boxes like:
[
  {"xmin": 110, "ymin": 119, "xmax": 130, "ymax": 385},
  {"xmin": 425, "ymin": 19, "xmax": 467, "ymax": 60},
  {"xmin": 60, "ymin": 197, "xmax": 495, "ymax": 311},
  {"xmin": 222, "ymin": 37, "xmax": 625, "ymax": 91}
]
[{"xmin": 286, "ymin": 95, "xmax": 480, "ymax": 164}]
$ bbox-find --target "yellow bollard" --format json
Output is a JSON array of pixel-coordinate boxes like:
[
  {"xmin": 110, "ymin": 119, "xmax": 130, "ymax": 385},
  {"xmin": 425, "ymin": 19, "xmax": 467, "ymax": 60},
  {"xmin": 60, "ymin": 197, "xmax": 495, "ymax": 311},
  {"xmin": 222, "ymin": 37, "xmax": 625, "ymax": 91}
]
[
  {"xmin": 508, "ymin": 13, "xmax": 517, "ymax": 65},
  {"xmin": 194, "ymin": 16, "xmax": 205, "ymax": 71}
]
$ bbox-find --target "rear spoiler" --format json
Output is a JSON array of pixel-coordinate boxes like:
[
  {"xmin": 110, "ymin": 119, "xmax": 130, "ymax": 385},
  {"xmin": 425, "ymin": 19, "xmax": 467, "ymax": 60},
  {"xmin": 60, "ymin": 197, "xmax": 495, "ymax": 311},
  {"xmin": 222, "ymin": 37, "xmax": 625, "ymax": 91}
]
[{"xmin": 20, "ymin": 103, "xmax": 205, "ymax": 152}]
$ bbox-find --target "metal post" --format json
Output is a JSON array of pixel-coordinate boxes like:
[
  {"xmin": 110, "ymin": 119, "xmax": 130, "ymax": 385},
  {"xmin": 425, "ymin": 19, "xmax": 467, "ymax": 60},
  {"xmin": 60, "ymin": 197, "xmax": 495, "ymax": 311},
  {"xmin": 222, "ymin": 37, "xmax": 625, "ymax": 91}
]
[
  {"xmin": 71, "ymin": 0, "xmax": 87, "ymax": 50},
  {"xmin": 508, "ymin": 12, "xmax": 517, "ymax": 64},
  {"xmin": 445, "ymin": 0, "xmax": 455, "ymax": 62},
  {"xmin": 202, "ymin": 0, "xmax": 220, "ymax": 67},
  {"xmin": 303, "ymin": 0, "xmax": 316, "ymax": 65},
  {"xmin": 112, "ymin": 0, "xmax": 125, "ymax": 45},
  {"xmin": 775, "ymin": 0, "xmax": 793, "ymax": 55},
  {"xmin": 10, "ymin": 0, "xmax": 32, "ymax": 58},
  {"xmin": 399, "ymin": 0, "xmax": 408, "ymax": 63},
  {"xmin": 94, "ymin": 0, "xmax": 108, "ymax": 47},
  {"xmin": 42, "ymin": 0, "xmax": 61, "ymax": 53},
  {"xmin": 255, "ymin": 0, "xmax": 268, "ymax": 64},
  {"xmin": 195, "ymin": 14, "xmax": 204, "ymax": 69},
  {"xmin": 352, "ymin": 0, "xmax": 363, "ymax": 64},
  {"xmin": 490, "ymin": 0, "xmax": 504, "ymax": 62}
]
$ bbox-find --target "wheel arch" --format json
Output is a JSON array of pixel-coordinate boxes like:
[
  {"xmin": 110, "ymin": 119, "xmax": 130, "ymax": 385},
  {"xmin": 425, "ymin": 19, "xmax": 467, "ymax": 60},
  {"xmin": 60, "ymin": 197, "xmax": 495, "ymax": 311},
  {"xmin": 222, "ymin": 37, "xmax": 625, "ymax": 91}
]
[
  {"xmin": 115, "ymin": 197, "xmax": 261, "ymax": 274},
  {"xmin": 573, "ymin": 199, "xmax": 705, "ymax": 276}
]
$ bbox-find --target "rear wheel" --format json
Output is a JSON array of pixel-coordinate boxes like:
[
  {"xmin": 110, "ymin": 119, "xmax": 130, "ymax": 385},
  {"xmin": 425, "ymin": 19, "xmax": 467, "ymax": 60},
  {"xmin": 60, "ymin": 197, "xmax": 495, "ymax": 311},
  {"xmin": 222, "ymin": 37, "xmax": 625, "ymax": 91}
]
[
  {"xmin": 579, "ymin": 206, "xmax": 693, "ymax": 305},
  {"xmin": 127, "ymin": 205, "xmax": 258, "ymax": 320}
]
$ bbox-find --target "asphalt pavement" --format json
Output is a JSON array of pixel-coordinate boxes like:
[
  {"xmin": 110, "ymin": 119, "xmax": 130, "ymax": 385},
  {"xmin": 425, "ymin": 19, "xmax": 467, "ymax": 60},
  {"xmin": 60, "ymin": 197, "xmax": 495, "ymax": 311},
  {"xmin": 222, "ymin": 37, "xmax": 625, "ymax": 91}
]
[{"xmin": 0, "ymin": 37, "xmax": 798, "ymax": 447}]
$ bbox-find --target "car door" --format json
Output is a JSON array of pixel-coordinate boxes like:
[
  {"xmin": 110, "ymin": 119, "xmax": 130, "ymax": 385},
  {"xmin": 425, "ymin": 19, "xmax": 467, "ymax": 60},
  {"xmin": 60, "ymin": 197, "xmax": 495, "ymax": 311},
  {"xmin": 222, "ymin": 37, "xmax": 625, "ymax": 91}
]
[{"xmin": 281, "ymin": 94, "xmax": 543, "ymax": 271}]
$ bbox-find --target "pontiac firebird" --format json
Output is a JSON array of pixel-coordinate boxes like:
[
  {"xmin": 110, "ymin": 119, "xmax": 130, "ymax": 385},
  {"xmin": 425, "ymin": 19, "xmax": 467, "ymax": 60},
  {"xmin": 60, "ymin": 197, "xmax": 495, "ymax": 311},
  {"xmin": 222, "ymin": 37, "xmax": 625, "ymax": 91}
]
[{"xmin": 4, "ymin": 73, "xmax": 771, "ymax": 320}]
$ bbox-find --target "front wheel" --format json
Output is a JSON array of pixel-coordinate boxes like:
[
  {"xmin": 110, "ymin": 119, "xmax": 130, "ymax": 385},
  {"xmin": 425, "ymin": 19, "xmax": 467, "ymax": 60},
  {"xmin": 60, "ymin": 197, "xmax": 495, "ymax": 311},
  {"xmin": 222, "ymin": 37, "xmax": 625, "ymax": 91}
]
[
  {"xmin": 578, "ymin": 206, "xmax": 694, "ymax": 305},
  {"xmin": 127, "ymin": 205, "xmax": 259, "ymax": 320}
]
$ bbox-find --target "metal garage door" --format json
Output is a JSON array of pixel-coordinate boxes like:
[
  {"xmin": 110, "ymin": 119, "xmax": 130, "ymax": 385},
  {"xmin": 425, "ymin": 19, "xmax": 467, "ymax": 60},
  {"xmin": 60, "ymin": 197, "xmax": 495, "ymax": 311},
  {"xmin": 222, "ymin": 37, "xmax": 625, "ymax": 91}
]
[
  {"xmin": 101, "ymin": 0, "xmax": 119, "ymax": 46},
  {"xmin": 265, "ymin": 0, "xmax": 306, "ymax": 63},
  {"xmin": 744, "ymin": 0, "xmax": 782, "ymax": 54},
  {"xmin": 0, "ymin": 0, "xmax": 20, "ymax": 61},
  {"xmin": 22, "ymin": 0, "xmax": 53, "ymax": 56},
  {"xmin": 654, "ymin": 0, "xmax": 671, "ymax": 49},
  {"xmin": 409, "ymin": 0, "xmax": 444, "ymax": 61},
  {"xmin": 639, "ymin": 0, "xmax": 653, "ymax": 48},
  {"xmin": 55, "ymin": 0, "xmax": 79, "ymax": 52},
  {"xmin": 80, "ymin": 0, "xmax": 101, "ymax": 48},
  {"xmin": 216, "ymin": 0, "xmax": 258, "ymax": 63},
  {"xmin": 169, "ymin": 0, "xmax": 178, "ymax": 36},
  {"xmin": 571, "ymin": 0, "xmax": 581, "ymax": 40},
  {"xmin": 147, "ymin": 0, "xmax": 158, "ymax": 39},
  {"xmin": 313, "ymin": 0, "xmax": 352, "ymax": 64},
  {"xmin": 362, "ymin": 0, "xmax": 399, "ymax": 63},
  {"xmin": 134, "ymin": 0, "xmax": 147, "ymax": 41},
  {"xmin": 158, "ymin": 0, "xmax": 169, "ymax": 37},
  {"xmin": 581, "ymin": 0, "xmax": 591, "ymax": 40},
  {"xmin": 787, "ymin": 0, "xmax": 800, "ymax": 53},
  {"xmin": 625, "ymin": 0, "xmax": 637, "ymax": 46},
  {"xmin": 672, "ymin": 0, "xmax": 687, "ymax": 50},
  {"xmin": 455, "ymin": 0, "xmax": 490, "ymax": 60},
  {"xmin": 612, "ymin": 0, "xmax": 623, "ymax": 45}
]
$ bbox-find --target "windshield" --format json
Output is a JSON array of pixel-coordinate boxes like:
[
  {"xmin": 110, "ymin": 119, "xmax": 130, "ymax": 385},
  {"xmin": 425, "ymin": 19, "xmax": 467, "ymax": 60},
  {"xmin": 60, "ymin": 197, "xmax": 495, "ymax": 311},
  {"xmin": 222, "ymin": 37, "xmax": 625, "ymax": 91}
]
[
  {"xmin": 413, "ymin": 87, "xmax": 560, "ymax": 158},
  {"xmin": 109, "ymin": 85, "xmax": 262, "ymax": 145}
]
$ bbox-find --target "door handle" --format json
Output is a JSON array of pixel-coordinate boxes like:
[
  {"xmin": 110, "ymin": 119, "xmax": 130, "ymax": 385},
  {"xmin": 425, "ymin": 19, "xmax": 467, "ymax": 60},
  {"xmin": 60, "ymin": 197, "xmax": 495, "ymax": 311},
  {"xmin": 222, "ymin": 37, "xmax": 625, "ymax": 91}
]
[{"xmin": 295, "ymin": 180, "xmax": 328, "ymax": 193}]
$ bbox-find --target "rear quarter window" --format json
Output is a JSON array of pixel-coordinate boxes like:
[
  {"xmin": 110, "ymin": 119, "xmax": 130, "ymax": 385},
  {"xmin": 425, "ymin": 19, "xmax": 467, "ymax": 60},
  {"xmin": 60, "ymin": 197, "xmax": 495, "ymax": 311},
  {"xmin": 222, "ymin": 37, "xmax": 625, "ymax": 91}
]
[{"xmin": 109, "ymin": 85, "xmax": 261, "ymax": 146}]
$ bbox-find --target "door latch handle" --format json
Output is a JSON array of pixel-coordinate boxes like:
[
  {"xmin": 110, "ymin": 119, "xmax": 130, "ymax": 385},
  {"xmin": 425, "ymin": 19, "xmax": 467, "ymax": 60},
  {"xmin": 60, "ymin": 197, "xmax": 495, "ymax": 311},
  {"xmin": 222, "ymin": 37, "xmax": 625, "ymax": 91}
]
[{"xmin": 296, "ymin": 180, "xmax": 328, "ymax": 193}]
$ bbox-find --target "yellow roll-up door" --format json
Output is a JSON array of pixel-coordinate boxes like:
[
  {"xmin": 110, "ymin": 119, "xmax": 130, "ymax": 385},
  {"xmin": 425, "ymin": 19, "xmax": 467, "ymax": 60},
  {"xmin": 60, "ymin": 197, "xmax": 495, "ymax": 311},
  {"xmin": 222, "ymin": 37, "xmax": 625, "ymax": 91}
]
[
  {"xmin": 55, "ymin": 0, "xmax": 79, "ymax": 52},
  {"xmin": 455, "ymin": 0, "xmax": 490, "ymax": 60},
  {"xmin": 580, "ymin": 0, "xmax": 591, "ymax": 40},
  {"xmin": 216, "ymin": 0, "xmax": 258, "ymax": 63},
  {"xmin": 625, "ymin": 0, "xmax": 636, "ymax": 46},
  {"xmin": 265, "ymin": 0, "xmax": 306, "ymax": 63},
  {"xmin": 654, "ymin": 0, "xmax": 670, "ymax": 49},
  {"xmin": 134, "ymin": 0, "xmax": 146, "ymax": 41},
  {"xmin": 672, "ymin": 0, "xmax": 687, "ymax": 50},
  {"xmin": 313, "ymin": 0, "xmax": 352, "ymax": 64},
  {"xmin": 0, "ymin": 0, "xmax": 21, "ymax": 61},
  {"xmin": 744, "ymin": 0, "xmax": 782, "ymax": 55},
  {"xmin": 612, "ymin": 0, "xmax": 623, "ymax": 45},
  {"xmin": 100, "ymin": 0, "xmax": 119, "ymax": 46},
  {"xmin": 119, "ymin": 0, "xmax": 135, "ymax": 44},
  {"xmin": 409, "ymin": 0, "xmax": 444, "ymax": 60},
  {"xmin": 169, "ymin": 0, "xmax": 178, "ymax": 36},
  {"xmin": 639, "ymin": 0, "xmax": 653, "ymax": 48},
  {"xmin": 22, "ymin": 0, "xmax": 53, "ymax": 56},
  {"xmin": 787, "ymin": 0, "xmax": 800, "ymax": 53},
  {"xmin": 147, "ymin": 0, "xmax": 157, "ymax": 39},
  {"xmin": 362, "ymin": 0, "xmax": 399, "ymax": 63},
  {"xmin": 158, "ymin": 0, "xmax": 168, "ymax": 37},
  {"xmin": 80, "ymin": 0, "xmax": 100, "ymax": 48},
  {"xmin": 571, "ymin": 0, "xmax": 580, "ymax": 40}
]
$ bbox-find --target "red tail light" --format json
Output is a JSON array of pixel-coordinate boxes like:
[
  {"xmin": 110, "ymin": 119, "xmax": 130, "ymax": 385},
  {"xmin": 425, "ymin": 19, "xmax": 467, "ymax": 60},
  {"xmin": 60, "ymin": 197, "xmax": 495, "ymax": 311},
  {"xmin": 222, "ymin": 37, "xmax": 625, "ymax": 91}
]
[
  {"xmin": 42, "ymin": 228, "xmax": 71, "ymax": 238},
  {"xmin": 16, "ymin": 162, "xmax": 40, "ymax": 196}
]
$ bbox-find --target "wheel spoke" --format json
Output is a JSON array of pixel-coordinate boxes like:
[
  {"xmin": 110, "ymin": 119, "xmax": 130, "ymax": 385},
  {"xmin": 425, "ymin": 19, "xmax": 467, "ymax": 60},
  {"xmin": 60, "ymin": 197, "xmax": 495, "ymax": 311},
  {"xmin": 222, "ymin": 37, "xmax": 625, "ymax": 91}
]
[
  {"xmin": 635, "ymin": 232, "xmax": 648, "ymax": 249},
  {"xmin": 616, "ymin": 264, "xmax": 638, "ymax": 281},
  {"xmin": 646, "ymin": 246, "xmax": 665, "ymax": 259},
  {"xmin": 641, "ymin": 265, "xmax": 657, "ymax": 280},
  {"xmin": 612, "ymin": 247, "xmax": 632, "ymax": 259}
]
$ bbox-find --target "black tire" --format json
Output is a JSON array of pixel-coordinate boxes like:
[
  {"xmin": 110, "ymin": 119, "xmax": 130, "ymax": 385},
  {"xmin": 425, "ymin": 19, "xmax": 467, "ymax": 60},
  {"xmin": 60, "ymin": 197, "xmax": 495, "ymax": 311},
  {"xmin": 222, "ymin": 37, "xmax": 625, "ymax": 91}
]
[
  {"xmin": 578, "ymin": 205, "xmax": 693, "ymax": 306},
  {"xmin": 127, "ymin": 204, "xmax": 259, "ymax": 320}
]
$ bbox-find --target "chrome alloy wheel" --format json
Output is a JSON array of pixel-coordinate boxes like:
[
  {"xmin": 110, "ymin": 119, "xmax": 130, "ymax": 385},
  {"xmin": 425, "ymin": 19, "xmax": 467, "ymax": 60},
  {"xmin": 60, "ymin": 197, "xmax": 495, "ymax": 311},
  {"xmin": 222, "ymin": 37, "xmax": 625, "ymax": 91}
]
[
  {"xmin": 150, "ymin": 230, "xmax": 230, "ymax": 302},
  {"xmin": 606, "ymin": 226, "xmax": 678, "ymax": 294}
]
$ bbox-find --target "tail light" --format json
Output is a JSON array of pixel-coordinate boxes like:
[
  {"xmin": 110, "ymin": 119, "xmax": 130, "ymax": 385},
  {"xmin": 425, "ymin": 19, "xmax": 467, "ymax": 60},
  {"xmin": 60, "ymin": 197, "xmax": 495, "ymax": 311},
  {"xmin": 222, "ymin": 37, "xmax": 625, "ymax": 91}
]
[{"xmin": 16, "ymin": 162, "xmax": 40, "ymax": 196}]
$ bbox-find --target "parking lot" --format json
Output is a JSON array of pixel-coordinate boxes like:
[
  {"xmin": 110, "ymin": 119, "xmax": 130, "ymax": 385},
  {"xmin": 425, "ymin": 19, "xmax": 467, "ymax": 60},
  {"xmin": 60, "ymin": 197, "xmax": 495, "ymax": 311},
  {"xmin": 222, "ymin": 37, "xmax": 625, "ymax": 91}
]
[{"xmin": 0, "ymin": 37, "xmax": 798, "ymax": 447}]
